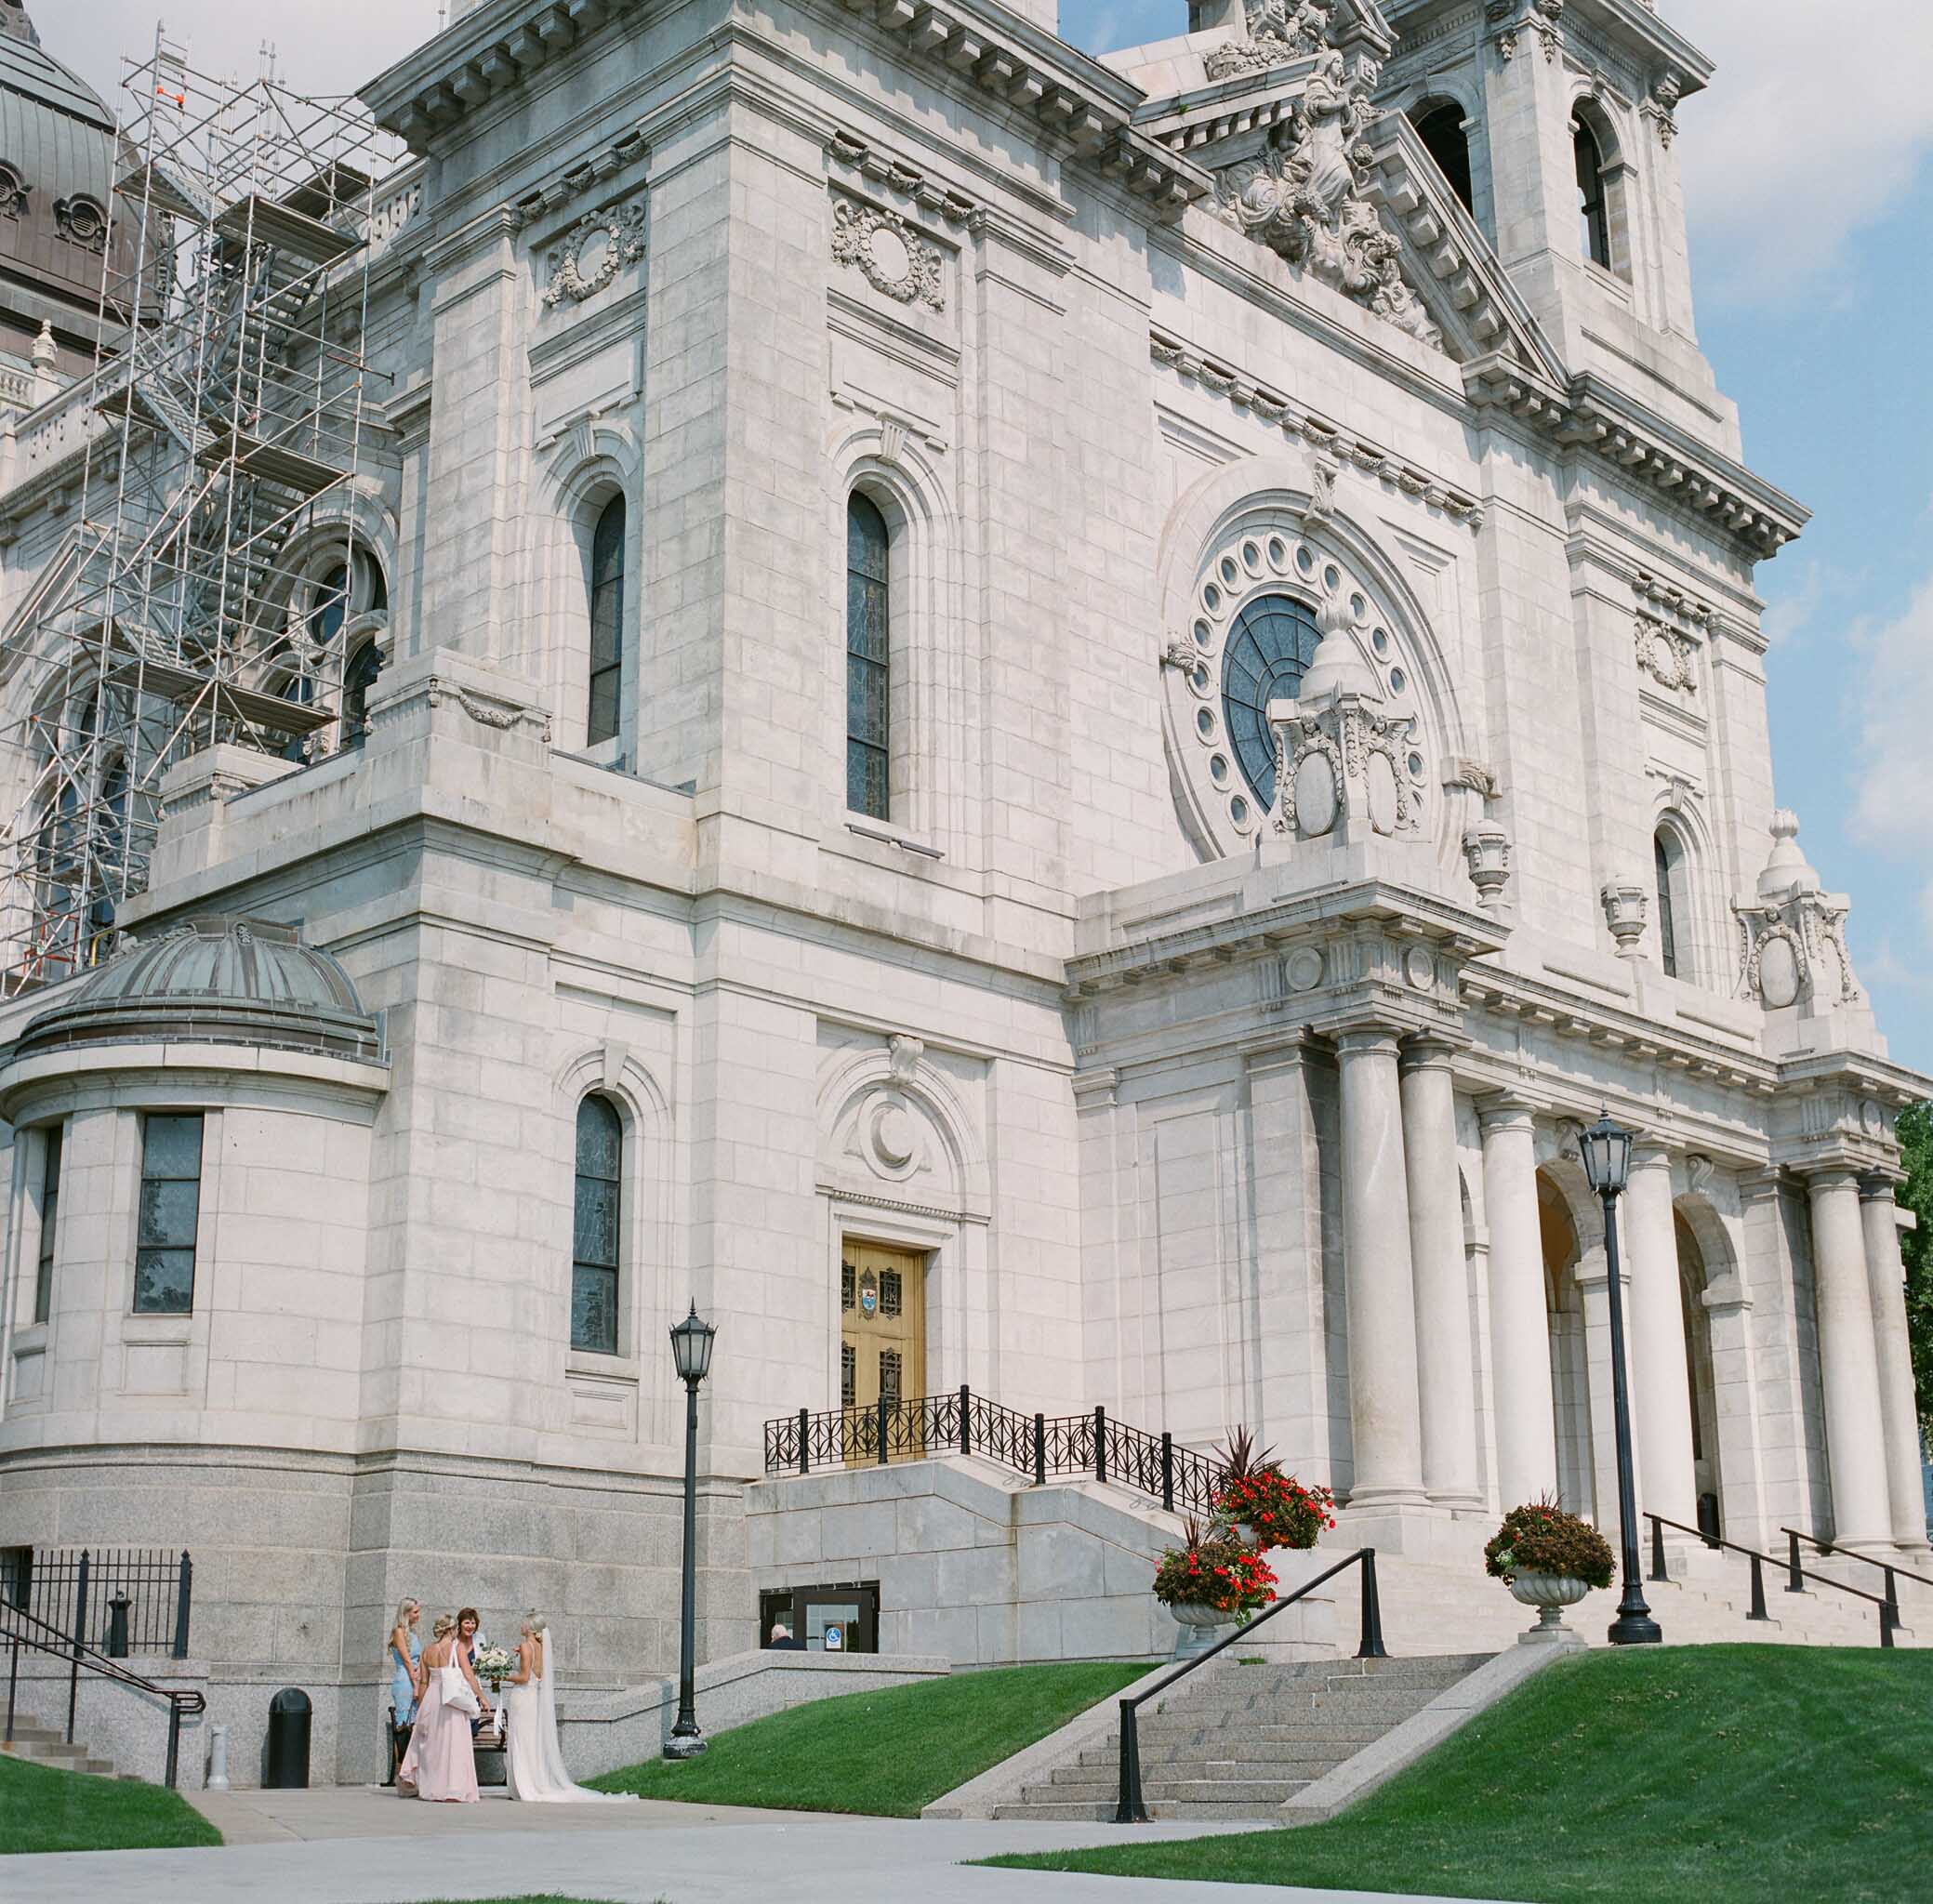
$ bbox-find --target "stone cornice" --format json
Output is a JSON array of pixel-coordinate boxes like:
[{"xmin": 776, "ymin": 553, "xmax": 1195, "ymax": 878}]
[
  {"xmin": 1464, "ymin": 357, "xmax": 1808, "ymax": 559},
  {"xmin": 364, "ymin": 0, "xmax": 1210, "ymax": 215},
  {"xmin": 1149, "ymin": 324, "xmax": 1486, "ymax": 530}
]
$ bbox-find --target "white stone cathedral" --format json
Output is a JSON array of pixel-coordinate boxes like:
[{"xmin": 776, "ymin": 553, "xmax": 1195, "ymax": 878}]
[{"xmin": 0, "ymin": 0, "xmax": 1925, "ymax": 1782}]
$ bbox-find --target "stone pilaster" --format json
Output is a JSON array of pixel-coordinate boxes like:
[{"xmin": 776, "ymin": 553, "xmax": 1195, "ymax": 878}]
[
  {"xmin": 1399, "ymin": 1038, "xmax": 1481, "ymax": 1509},
  {"xmin": 1477, "ymin": 1092, "xmax": 1556, "ymax": 1510},
  {"xmin": 1334, "ymin": 1027, "xmax": 1426, "ymax": 1510},
  {"xmin": 1805, "ymin": 1169, "xmax": 1894, "ymax": 1550}
]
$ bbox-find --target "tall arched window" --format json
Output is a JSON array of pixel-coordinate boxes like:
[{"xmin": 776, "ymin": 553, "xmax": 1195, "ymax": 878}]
[
  {"xmin": 1573, "ymin": 117, "xmax": 1611, "ymax": 269},
  {"xmin": 572, "ymin": 1094, "xmax": 622, "ymax": 1354},
  {"xmin": 1410, "ymin": 101, "xmax": 1474, "ymax": 216},
  {"xmin": 845, "ymin": 494, "xmax": 890, "ymax": 819},
  {"xmin": 1654, "ymin": 827, "xmax": 1684, "ymax": 978},
  {"xmin": 588, "ymin": 496, "xmax": 625, "ymax": 747}
]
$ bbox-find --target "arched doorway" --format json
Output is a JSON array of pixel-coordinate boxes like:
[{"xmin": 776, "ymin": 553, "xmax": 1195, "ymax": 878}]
[
  {"xmin": 1542, "ymin": 1172, "xmax": 1595, "ymax": 1520},
  {"xmin": 1675, "ymin": 1211, "xmax": 1724, "ymax": 1537}
]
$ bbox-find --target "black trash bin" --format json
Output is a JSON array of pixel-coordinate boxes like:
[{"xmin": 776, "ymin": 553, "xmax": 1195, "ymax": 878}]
[{"xmin": 265, "ymin": 1687, "xmax": 311, "ymax": 1789}]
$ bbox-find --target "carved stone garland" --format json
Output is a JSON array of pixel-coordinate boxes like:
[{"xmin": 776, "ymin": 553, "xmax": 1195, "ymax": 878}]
[
  {"xmin": 830, "ymin": 198, "xmax": 945, "ymax": 311},
  {"xmin": 1733, "ymin": 813, "xmax": 1862, "ymax": 1012},
  {"xmin": 1210, "ymin": 52, "xmax": 1442, "ymax": 350},
  {"xmin": 542, "ymin": 203, "xmax": 646, "ymax": 308},
  {"xmin": 1202, "ymin": 0, "xmax": 1335, "ymax": 83}
]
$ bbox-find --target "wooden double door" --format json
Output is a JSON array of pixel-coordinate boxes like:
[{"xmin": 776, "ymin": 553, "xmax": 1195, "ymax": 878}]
[{"xmin": 841, "ymin": 1242, "xmax": 926, "ymax": 1449}]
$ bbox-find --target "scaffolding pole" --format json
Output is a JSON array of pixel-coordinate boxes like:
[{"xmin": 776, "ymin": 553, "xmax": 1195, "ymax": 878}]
[{"xmin": 0, "ymin": 30, "xmax": 402, "ymax": 994}]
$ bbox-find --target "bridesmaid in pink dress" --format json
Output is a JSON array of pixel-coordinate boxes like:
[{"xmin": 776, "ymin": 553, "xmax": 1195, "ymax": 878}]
[{"xmin": 398, "ymin": 1613, "xmax": 491, "ymax": 1802}]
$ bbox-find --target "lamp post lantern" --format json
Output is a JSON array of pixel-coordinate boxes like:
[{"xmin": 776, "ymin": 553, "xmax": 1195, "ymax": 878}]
[
  {"xmin": 1578, "ymin": 1111, "xmax": 1662, "ymax": 1646},
  {"xmin": 666, "ymin": 1302, "xmax": 719, "ymax": 1759}
]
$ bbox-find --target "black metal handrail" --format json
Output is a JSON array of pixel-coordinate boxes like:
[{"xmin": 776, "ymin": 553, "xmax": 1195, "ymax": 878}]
[
  {"xmin": 1647, "ymin": 1513, "xmax": 1898, "ymax": 1647},
  {"xmin": 1, "ymin": 1598, "xmax": 205, "ymax": 1787},
  {"xmin": 1781, "ymin": 1527, "xmax": 1932, "ymax": 1617},
  {"xmin": 0, "ymin": 1546, "xmax": 193, "ymax": 1659},
  {"xmin": 1116, "ymin": 1546, "xmax": 1385, "ymax": 1823},
  {"xmin": 763, "ymin": 1386, "xmax": 1229, "ymax": 1518}
]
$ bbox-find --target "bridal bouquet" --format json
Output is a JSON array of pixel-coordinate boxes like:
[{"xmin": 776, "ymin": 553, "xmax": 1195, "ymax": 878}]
[{"xmin": 474, "ymin": 1644, "xmax": 515, "ymax": 1689}]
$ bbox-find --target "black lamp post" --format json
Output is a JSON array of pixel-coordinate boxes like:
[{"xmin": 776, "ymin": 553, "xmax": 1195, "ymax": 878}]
[
  {"xmin": 665, "ymin": 1301, "xmax": 718, "ymax": 1759},
  {"xmin": 1577, "ymin": 1110, "xmax": 1662, "ymax": 1646}
]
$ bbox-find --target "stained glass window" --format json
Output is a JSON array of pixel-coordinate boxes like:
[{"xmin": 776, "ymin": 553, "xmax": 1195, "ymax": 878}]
[
  {"xmin": 879, "ymin": 1269, "xmax": 901, "ymax": 1318},
  {"xmin": 572, "ymin": 1095, "xmax": 622, "ymax": 1353},
  {"xmin": 841, "ymin": 1261, "xmax": 855, "ymax": 1312},
  {"xmin": 33, "ymin": 1122, "xmax": 61, "ymax": 1325},
  {"xmin": 342, "ymin": 641, "xmax": 382, "ymax": 750},
  {"xmin": 1221, "ymin": 594, "xmax": 1322, "ymax": 810},
  {"xmin": 134, "ymin": 1113, "xmax": 202, "ymax": 1315},
  {"xmin": 589, "ymin": 496, "xmax": 625, "ymax": 747},
  {"xmin": 1654, "ymin": 831, "xmax": 1681, "ymax": 979},
  {"xmin": 846, "ymin": 495, "xmax": 890, "ymax": 819}
]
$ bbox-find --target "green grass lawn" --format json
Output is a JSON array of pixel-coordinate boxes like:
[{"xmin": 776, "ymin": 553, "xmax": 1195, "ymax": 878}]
[
  {"xmin": 589, "ymin": 1660, "xmax": 1146, "ymax": 1817},
  {"xmin": 982, "ymin": 1646, "xmax": 1931, "ymax": 1904},
  {"xmin": 0, "ymin": 1751, "xmax": 222, "ymax": 1855}
]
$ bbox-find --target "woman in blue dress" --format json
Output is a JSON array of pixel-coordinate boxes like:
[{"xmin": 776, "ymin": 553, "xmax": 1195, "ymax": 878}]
[{"xmin": 389, "ymin": 1597, "xmax": 424, "ymax": 1727}]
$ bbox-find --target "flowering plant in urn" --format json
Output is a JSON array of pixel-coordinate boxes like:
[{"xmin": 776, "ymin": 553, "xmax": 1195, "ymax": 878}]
[
  {"xmin": 1483, "ymin": 1498, "xmax": 1614, "ymax": 1589},
  {"xmin": 1210, "ymin": 1425, "xmax": 1336, "ymax": 1550},
  {"xmin": 1152, "ymin": 1517, "xmax": 1278, "ymax": 1620}
]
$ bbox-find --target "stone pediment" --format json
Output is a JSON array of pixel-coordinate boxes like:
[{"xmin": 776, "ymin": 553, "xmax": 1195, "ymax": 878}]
[{"xmin": 1138, "ymin": 57, "xmax": 1562, "ymax": 370}]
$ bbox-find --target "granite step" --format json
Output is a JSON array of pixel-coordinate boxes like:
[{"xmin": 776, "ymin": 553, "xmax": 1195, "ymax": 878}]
[{"xmin": 1075, "ymin": 1737, "xmax": 1380, "ymax": 1769}]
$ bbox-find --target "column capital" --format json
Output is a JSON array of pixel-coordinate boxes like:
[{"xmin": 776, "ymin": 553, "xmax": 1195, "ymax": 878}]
[
  {"xmin": 1802, "ymin": 1164, "xmax": 1863, "ymax": 1196},
  {"xmin": 1858, "ymin": 1170, "xmax": 1906, "ymax": 1202},
  {"xmin": 1239, "ymin": 1030, "xmax": 1314, "ymax": 1080},
  {"xmin": 1476, "ymin": 1088, "xmax": 1538, "ymax": 1133},
  {"xmin": 1397, "ymin": 1031, "xmax": 1464, "ymax": 1075},
  {"xmin": 1628, "ymin": 1138, "xmax": 1674, "ymax": 1173},
  {"xmin": 1331, "ymin": 1024, "xmax": 1403, "ymax": 1060}
]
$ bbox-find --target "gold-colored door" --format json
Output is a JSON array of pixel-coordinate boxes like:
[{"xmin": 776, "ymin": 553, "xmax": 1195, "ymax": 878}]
[{"xmin": 841, "ymin": 1242, "xmax": 926, "ymax": 1462}]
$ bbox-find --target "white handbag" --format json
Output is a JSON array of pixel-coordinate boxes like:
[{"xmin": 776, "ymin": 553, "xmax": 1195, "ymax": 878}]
[{"xmin": 439, "ymin": 1645, "xmax": 481, "ymax": 1717}]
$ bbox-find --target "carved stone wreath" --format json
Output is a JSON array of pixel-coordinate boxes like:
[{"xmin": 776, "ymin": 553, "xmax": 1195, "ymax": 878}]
[
  {"xmin": 542, "ymin": 203, "xmax": 646, "ymax": 308},
  {"xmin": 1634, "ymin": 615, "xmax": 1698, "ymax": 694},
  {"xmin": 1734, "ymin": 903, "xmax": 1859, "ymax": 1011},
  {"xmin": 0, "ymin": 164, "xmax": 27, "ymax": 222},
  {"xmin": 830, "ymin": 199, "xmax": 945, "ymax": 311}
]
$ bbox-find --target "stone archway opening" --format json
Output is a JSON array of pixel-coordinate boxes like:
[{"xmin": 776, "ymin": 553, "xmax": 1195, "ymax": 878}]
[
  {"xmin": 1540, "ymin": 1170, "xmax": 1595, "ymax": 1522},
  {"xmin": 1675, "ymin": 1210, "xmax": 1724, "ymax": 1539}
]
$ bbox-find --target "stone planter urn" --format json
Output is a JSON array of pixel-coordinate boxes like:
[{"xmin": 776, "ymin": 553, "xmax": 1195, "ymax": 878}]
[
  {"xmin": 1167, "ymin": 1601, "xmax": 1238, "ymax": 1659},
  {"xmin": 1508, "ymin": 1571, "xmax": 1591, "ymax": 1641}
]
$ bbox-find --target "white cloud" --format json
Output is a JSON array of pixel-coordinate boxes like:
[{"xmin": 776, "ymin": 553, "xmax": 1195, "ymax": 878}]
[
  {"xmin": 1666, "ymin": 0, "xmax": 1933, "ymax": 302},
  {"xmin": 1845, "ymin": 568, "xmax": 1933, "ymax": 940}
]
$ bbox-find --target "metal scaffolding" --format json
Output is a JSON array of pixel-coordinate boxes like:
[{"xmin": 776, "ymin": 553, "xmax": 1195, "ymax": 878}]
[{"xmin": 0, "ymin": 31, "xmax": 402, "ymax": 994}]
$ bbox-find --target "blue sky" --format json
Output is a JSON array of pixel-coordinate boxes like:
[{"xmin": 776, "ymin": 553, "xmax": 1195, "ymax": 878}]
[{"xmin": 69, "ymin": 1, "xmax": 1933, "ymax": 1073}]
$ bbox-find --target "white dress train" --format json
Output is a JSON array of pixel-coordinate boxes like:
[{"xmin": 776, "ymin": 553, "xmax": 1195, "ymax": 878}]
[{"xmin": 505, "ymin": 1630, "xmax": 638, "ymax": 1804}]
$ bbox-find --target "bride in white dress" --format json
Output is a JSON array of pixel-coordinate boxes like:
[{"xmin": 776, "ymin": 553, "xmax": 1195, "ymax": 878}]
[{"xmin": 504, "ymin": 1614, "xmax": 637, "ymax": 1804}]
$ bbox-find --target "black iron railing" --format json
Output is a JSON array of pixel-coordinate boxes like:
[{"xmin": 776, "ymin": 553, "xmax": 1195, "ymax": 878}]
[
  {"xmin": 0, "ymin": 1547, "xmax": 192, "ymax": 1659},
  {"xmin": 1648, "ymin": 1513, "xmax": 1899, "ymax": 1646},
  {"xmin": 1116, "ymin": 1546, "xmax": 1386, "ymax": 1823},
  {"xmin": 1, "ymin": 1598, "xmax": 205, "ymax": 1787},
  {"xmin": 762, "ymin": 1387, "xmax": 1230, "ymax": 1516},
  {"xmin": 1781, "ymin": 1527, "xmax": 1932, "ymax": 1622}
]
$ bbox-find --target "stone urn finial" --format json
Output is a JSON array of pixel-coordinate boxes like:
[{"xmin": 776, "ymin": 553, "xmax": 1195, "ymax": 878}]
[{"xmin": 1600, "ymin": 879, "xmax": 1648, "ymax": 959}]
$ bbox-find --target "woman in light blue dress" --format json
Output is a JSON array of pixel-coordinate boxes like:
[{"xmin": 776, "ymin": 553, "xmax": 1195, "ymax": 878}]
[{"xmin": 389, "ymin": 1597, "xmax": 423, "ymax": 1726}]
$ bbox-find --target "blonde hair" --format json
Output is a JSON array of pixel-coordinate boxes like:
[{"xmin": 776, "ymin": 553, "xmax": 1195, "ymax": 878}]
[
  {"xmin": 430, "ymin": 1613, "xmax": 456, "ymax": 1640},
  {"xmin": 520, "ymin": 1611, "xmax": 544, "ymax": 1638},
  {"xmin": 392, "ymin": 1598, "xmax": 420, "ymax": 1631}
]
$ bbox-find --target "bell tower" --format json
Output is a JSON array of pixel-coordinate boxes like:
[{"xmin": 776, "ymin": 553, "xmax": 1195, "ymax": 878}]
[{"xmin": 1377, "ymin": 0, "xmax": 1728, "ymax": 451}]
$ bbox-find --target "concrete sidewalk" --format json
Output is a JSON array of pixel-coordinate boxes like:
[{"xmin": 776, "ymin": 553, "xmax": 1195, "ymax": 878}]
[{"xmin": 8, "ymin": 1797, "xmax": 1527, "ymax": 1904}]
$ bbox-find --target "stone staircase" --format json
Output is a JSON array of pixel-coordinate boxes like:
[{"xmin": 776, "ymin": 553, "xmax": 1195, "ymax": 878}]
[
  {"xmin": 992, "ymin": 1652, "xmax": 1491, "ymax": 1821},
  {"xmin": 1, "ymin": 1709, "xmax": 117, "ymax": 1778}
]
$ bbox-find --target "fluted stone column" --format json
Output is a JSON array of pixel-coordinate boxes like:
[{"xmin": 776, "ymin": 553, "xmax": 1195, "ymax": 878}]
[
  {"xmin": 1477, "ymin": 1095, "xmax": 1556, "ymax": 1509},
  {"xmin": 1399, "ymin": 1038, "xmax": 1482, "ymax": 1509},
  {"xmin": 1623, "ymin": 1144, "xmax": 1698, "ymax": 1527},
  {"xmin": 1860, "ymin": 1176, "xmax": 1929, "ymax": 1551},
  {"xmin": 1807, "ymin": 1169, "xmax": 1894, "ymax": 1550},
  {"xmin": 1336, "ymin": 1028, "xmax": 1427, "ymax": 1509}
]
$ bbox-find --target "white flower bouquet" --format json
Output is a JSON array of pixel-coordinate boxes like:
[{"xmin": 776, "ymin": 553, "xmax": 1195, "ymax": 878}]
[{"xmin": 474, "ymin": 1644, "xmax": 515, "ymax": 1687}]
